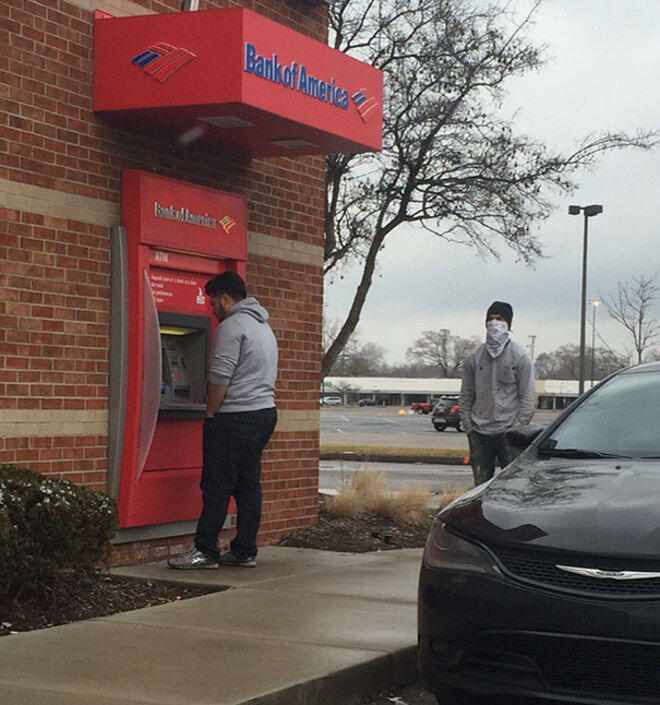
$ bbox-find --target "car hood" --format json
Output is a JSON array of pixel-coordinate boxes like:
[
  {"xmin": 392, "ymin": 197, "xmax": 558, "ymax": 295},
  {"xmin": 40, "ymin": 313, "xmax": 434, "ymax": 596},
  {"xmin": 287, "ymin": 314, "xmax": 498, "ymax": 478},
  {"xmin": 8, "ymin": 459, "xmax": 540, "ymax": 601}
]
[{"xmin": 442, "ymin": 454, "xmax": 660, "ymax": 559}]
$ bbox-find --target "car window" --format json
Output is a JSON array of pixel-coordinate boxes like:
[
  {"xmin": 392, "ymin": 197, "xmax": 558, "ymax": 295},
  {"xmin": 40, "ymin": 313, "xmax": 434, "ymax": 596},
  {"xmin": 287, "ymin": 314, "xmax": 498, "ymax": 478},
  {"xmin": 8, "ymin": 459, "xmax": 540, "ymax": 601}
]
[
  {"xmin": 543, "ymin": 370, "xmax": 660, "ymax": 457},
  {"xmin": 438, "ymin": 397, "xmax": 458, "ymax": 408}
]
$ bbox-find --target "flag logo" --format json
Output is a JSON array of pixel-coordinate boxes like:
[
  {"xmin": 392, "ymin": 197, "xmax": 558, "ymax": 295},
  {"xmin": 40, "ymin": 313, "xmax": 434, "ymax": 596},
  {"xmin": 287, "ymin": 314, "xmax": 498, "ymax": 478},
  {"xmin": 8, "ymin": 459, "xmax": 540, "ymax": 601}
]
[
  {"xmin": 351, "ymin": 88, "xmax": 379, "ymax": 122},
  {"xmin": 131, "ymin": 43, "xmax": 196, "ymax": 83},
  {"xmin": 220, "ymin": 216, "xmax": 236, "ymax": 235}
]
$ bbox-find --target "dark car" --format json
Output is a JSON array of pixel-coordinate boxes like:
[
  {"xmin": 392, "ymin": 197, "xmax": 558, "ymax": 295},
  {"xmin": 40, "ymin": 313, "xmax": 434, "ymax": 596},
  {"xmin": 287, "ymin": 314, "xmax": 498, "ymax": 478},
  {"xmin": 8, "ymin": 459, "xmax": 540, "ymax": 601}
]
[
  {"xmin": 431, "ymin": 396, "xmax": 462, "ymax": 432},
  {"xmin": 419, "ymin": 362, "xmax": 660, "ymax": 705},
  {"xmin": 358, "ymin": 397, "xmax": 377, "ymax": 406}
]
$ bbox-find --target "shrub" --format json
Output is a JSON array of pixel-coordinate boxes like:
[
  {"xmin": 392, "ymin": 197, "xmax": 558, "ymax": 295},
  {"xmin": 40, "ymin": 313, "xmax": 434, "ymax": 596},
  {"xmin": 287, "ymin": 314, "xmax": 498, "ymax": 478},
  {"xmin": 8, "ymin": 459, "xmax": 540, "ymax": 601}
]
[
  {"xmin": 327, "ymin": 469, "xmax": 432, "ymax": 523},
  {"xmin": 0, "ymin": 464, "xmax": 118, "ymax": 600}
]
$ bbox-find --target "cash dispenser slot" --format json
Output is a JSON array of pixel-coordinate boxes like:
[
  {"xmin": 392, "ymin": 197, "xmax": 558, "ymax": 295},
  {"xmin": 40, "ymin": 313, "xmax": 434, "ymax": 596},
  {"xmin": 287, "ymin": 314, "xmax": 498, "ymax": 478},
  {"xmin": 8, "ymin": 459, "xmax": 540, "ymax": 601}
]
[{"xmin": 158, "ymin": 311, "xmax": 211, "ymax": 418}]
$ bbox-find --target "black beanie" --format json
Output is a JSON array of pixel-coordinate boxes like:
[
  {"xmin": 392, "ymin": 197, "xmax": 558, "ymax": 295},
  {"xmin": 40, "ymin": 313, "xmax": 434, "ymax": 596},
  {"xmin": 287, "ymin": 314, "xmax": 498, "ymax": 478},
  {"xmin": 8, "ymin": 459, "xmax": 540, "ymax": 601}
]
[{"xmin": 486, "ymin": 301, "xmax": 513, "ymax": 328}]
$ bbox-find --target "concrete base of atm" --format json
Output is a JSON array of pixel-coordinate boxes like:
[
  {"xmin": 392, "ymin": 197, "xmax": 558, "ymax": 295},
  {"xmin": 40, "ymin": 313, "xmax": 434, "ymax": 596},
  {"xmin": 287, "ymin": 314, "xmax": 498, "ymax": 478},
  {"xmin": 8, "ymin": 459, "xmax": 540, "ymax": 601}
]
[{"xmin": 111, "ymin": 515, "xmax": 232, "ymax": 544}]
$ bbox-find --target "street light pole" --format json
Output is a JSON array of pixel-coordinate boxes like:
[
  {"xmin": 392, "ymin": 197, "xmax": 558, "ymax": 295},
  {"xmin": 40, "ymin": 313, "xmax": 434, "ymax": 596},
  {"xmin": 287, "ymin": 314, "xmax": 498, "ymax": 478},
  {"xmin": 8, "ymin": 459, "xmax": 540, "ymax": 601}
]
[
  {"xmin": 527, "ymin": 335, "xmax": 536, "ymax": 363},
  {"xmin": 569, "ymin": 204, "xmax": 603, "ymax": 395},
  {"xmin": 578, "ymin": 211, "xmax": 589, "ymax": 394}
]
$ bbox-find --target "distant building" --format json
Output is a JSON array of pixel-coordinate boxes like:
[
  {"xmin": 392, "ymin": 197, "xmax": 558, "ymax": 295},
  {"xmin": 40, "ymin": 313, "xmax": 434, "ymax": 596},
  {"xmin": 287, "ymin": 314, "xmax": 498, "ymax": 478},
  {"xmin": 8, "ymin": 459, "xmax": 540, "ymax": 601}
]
[{"xmin": 323, "ymin": 377, "xmax": 594, "ymax": 410}]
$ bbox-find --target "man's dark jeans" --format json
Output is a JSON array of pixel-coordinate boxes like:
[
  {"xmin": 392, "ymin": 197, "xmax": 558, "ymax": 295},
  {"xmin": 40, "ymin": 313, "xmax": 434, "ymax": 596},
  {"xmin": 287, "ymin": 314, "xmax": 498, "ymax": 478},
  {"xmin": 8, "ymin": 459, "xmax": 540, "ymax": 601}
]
[
  {"xmin": 467, "ymin": 430, "xmax": 512, "ymax": 486},
  {"xmin": 195, "ymin": 407, "xmax": 277, "ymax": 561}
]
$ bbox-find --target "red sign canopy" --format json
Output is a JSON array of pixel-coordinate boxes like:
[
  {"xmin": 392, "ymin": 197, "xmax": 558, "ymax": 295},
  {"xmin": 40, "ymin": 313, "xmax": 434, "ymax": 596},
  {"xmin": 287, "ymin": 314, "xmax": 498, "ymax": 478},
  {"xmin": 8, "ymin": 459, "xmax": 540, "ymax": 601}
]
[{"xmin": 94, "ymin": 8, "xmax": 383, "ymax": 157}]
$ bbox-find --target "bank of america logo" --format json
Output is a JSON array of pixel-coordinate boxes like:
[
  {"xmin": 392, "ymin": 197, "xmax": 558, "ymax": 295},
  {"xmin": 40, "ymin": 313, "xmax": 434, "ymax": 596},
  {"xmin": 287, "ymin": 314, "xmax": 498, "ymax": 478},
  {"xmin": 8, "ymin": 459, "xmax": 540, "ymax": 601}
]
[
  {"xmin": 220, "ymin": 216, "xmax": 236, "ymax": 235},
  {"xmin": 131, "ymin": 43, "xmax": 196, "ymax": 83},
  {"xmin": 352, "ymin": 88, "xmax": 378, "ymax": 122}
]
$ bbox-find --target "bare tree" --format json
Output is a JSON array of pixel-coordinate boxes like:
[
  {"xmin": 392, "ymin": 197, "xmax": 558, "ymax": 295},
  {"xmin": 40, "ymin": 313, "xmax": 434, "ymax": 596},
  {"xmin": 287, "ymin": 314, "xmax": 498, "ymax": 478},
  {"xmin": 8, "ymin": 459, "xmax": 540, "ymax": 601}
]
[
  {"xmin": 645, "ymin": 348, "xmax": 660, "ymax": 362},
  {"xmin": 602, "ymin": 273, "xmax": 660, "ymax": 364},
  {"xmin": 331, "ymin": 380, "xmax": 361, "ymax": 404},
  {"xmin": 406, "ymin": 329, "xmax": 451, "ymax": 375},
  {"xmin": 324, "ymin": 324, "xmax": 388, "ymax": 375},
  {"xmin": 405, "ymin": 329, "xmax": 479, "ymax": 377},
  {"xmin": 450, "ymin": 335, "xmax": 482, "ymax": 376},
  {"xmin": 331, "ymin": 339, "xmax": 387, "ymax": 375},
  {"xmin": 535, "ymin": 344, "xmax": 627, "ymax": 380},
  {"xmin": 322, "ymin": 309, "xmax": 344, "ymax": 358},
  {"xmin": 322, "ymin": 0, "xmax": 657, "ymax": 376}
]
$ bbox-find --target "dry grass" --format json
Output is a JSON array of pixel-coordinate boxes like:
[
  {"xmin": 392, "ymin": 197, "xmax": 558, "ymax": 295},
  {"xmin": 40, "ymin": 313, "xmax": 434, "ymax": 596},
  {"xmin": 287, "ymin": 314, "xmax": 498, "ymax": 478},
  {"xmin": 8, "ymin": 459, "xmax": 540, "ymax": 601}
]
[
  {"xmin": 437, "ymin": 486, "xmax": 468, "ymax": 510},
  {"xmin": 377, "ymin": 485, "xmax": 433, "ymax": 523},
  {"xmin": 327, "ymin": 470, "xmax": 432, "ymax": 523},
  {"xmin": 321, "ymin": 444, "xmax": 467, "ymax": 459}
]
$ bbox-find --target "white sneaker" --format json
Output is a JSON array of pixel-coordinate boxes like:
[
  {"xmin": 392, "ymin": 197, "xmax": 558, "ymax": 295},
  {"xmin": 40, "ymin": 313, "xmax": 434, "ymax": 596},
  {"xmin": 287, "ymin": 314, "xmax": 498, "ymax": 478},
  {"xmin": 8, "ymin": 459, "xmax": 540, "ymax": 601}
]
[{"xmin": 167, "ymin": 548, "xmax": 219, "ymax": 570}]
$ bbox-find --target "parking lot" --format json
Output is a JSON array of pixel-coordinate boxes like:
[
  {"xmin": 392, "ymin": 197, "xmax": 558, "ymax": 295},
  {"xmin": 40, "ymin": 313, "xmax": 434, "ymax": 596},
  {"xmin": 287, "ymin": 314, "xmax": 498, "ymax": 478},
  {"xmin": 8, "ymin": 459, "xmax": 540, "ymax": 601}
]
[{"xmin": 321, "ymin": 405, "xmax": 561, "ymax": 450}]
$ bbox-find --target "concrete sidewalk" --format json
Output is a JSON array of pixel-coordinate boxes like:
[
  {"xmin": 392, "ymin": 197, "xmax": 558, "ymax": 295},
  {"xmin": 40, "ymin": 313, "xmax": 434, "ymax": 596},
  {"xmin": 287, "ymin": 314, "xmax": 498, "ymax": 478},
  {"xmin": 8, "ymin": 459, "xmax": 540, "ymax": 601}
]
[{"xmin": 0, "ymin": 547, "xmax": 422, "ymax": 705}]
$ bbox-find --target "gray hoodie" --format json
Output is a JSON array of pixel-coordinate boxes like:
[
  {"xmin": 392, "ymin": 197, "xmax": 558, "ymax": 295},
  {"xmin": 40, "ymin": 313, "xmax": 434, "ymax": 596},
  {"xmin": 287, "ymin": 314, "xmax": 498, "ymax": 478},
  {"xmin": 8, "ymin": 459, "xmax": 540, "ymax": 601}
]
[
  {"xmin": 207, "ymin": 297, "xmax": 278, "ymax": 413},
  {"xmin": 459, "ymin": 339, "xmax": 536, "ymax": 435}
]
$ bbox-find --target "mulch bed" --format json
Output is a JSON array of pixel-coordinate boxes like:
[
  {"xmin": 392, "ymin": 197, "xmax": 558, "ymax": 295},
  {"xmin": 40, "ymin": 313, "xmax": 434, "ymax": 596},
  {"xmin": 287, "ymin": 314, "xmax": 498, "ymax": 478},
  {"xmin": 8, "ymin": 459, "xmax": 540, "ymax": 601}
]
[
  {"xmin": 277, "ymin": 508, "xmax": 435, "ymax": 553},
  {"xmin": 0, "ymin": 573, "xmax": 218, "ymax": 638},
  {"xmin": 1, "ymin": 508, "xmax": 435, "ymax": 637}
]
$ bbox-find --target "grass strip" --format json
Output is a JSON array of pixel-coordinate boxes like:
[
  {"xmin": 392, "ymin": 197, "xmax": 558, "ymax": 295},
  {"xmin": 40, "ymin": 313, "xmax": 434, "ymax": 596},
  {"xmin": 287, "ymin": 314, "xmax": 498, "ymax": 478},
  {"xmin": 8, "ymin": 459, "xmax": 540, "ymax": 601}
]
[{"xmin": 321, "ymin": 444, "xmax": 467, "ymax": 459}]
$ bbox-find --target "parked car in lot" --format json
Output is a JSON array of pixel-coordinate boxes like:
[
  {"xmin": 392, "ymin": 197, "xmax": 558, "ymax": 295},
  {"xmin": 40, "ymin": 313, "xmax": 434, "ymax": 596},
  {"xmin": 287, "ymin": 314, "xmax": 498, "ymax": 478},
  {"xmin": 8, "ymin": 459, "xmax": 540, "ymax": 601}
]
[
  {"xmin": 431, "ymin": 396, "xmax": 462, "ymax": 432},
  {"xmin": 319, "ymin": 395, "xmax": 342, "ymax": 406},
  {"xmin": 357, "ymin": 397, "xmax": 377, "ymax": 406},
  {"xmin": 418, "ymin": 362, "xmax": 660, "ymax": 705},
  {"xmin": 411, "ymin": 401, "xmax": 434, "ymax": 414}
]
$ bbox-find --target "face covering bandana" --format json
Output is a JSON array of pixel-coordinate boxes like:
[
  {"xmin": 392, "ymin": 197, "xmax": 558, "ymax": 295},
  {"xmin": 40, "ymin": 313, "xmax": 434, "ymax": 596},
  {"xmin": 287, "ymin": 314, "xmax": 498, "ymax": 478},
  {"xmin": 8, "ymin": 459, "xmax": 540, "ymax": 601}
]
[{"xmin": 485, "ymin": 319, "xmax": 510, "ymax": 358}]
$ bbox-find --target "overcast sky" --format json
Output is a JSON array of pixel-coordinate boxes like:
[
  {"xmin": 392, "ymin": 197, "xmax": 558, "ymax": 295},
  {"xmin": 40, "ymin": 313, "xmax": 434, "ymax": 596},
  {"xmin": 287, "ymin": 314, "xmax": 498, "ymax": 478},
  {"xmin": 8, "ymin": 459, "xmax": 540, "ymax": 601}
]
[{"xmin": 325, "ymin": 0, "xmax": 659, "ymax": 365}]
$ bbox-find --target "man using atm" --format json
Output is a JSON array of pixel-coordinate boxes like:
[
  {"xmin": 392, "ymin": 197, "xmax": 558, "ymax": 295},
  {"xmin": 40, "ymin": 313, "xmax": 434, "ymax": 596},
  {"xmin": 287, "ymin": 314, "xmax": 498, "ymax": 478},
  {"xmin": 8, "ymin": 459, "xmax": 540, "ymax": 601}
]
[{"xmin": 168, "ymin": 272, "xmax": 278, "ymax": 569}]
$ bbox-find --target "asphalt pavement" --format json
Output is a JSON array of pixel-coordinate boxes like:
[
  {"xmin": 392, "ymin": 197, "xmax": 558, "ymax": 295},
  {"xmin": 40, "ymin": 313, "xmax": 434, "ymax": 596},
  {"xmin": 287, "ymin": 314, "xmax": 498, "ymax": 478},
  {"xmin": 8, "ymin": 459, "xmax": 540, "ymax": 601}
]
[
  {"xmin": 321, "ymin": 407, "xmax": 560, "ymax": 450},
  {"xmin": 321, "ymin": 406, "xmax": 467, "ymax": 450},
  {"xmin": 320, "ymin": 459, "xmax": 472, "ymax": 493}
]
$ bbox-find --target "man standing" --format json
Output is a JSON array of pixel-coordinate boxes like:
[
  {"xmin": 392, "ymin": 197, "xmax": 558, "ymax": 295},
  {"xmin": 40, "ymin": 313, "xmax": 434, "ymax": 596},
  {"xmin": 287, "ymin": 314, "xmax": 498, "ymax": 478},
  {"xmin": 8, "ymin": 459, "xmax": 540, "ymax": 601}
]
[
  {"xmin": 169, "ymin": 271, "xmax": 278, "ymax": 569},
  {"xmin": 459, "ymin": 301, "xmax": 536, "ymax": 486}
]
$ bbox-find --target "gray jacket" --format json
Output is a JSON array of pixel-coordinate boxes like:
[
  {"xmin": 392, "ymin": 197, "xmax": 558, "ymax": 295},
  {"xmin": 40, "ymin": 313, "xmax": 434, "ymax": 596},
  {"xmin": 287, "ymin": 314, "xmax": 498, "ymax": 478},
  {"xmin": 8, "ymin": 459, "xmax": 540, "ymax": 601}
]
[
  {"xmin": 459, "ymin": 339, "xmax": 536, "ymax": 435},
  {"xmin": 208, "ymin": 297, "xmax": 278, "ymax": 413}
]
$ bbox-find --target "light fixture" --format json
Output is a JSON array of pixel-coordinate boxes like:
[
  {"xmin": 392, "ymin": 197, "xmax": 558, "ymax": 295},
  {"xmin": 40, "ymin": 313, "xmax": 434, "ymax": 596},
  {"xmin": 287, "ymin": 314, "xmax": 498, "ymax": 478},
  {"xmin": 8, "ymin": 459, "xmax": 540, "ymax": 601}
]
[
  {"xmin": 270, "ymin": 138, "xmax": 319, "ymax": 149},
  {"xmin": 198, "ymin": 116, "xmax": 254, "ymax": 128}
]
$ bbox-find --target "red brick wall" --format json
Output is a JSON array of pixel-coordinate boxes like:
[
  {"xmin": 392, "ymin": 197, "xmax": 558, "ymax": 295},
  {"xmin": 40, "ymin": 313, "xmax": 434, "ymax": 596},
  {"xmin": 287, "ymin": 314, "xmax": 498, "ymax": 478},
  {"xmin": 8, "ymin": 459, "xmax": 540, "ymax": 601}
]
[
  {"xmin": 0, "ymin": 436, "xmax": 109, "ymax": 492},
  {"xmin": 0, "ymin": 213, "xmax": 110, "ymax": 414},
  {"xmin": 1, "ymin": 0, "xmax": 325, "ymax": 564}
]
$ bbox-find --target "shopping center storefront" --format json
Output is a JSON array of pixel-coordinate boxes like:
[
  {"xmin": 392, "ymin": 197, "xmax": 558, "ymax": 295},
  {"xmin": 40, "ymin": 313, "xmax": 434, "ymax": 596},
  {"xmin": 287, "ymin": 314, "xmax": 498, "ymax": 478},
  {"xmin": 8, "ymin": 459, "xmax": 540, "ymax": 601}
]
[{"xmin": 0, "ymin": 0, "xmax": 382, "ymax": 563}]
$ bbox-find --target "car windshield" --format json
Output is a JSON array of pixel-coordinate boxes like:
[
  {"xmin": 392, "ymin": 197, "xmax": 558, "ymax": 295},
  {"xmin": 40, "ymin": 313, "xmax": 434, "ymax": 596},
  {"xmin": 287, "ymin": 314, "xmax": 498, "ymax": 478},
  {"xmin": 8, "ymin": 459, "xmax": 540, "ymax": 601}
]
[{"xmin": 541, "ymin": 369, "xmax": 660, "ymax": 458}]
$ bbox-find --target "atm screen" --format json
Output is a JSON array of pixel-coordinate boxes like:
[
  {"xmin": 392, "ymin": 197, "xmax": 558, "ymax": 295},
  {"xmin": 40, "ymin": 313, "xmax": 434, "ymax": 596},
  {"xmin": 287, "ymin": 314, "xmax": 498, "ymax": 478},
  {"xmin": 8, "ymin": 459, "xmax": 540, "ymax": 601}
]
[
  {"xmin": 157, "ymin": 316, "xmax": 211, "ymax": 417},
  {"xmin": 161, "ymin": 332, "xmax": 194, "ymax": 402}
]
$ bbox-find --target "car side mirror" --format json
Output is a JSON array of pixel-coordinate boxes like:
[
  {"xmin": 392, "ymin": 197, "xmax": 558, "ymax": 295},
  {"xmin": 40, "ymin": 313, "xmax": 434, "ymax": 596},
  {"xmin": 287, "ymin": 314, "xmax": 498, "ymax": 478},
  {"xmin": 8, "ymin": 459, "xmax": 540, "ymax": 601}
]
[{"xmin": 507, "ymin": 425, "xmax": 545, "ymax": 450}]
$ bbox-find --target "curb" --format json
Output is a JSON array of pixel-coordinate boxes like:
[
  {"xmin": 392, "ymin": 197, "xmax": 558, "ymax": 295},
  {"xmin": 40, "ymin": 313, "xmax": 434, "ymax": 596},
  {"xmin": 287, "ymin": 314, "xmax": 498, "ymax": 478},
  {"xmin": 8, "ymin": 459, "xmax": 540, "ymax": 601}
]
[
  {"xmin": 321, "ymin": 452, "xmax": 468, "ymax": 466},
  {"xmin": 241, "ymin": 645, "xmax": 418, "ymax": 705}
]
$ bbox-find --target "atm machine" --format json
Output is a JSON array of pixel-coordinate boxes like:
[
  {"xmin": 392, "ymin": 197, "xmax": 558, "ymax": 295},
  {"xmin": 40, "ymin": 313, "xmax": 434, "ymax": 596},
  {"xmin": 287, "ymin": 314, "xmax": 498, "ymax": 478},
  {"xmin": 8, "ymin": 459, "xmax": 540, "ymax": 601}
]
[{"xmin": 108, "ymin": 170, "xmax": 247, "ymax": 530}]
